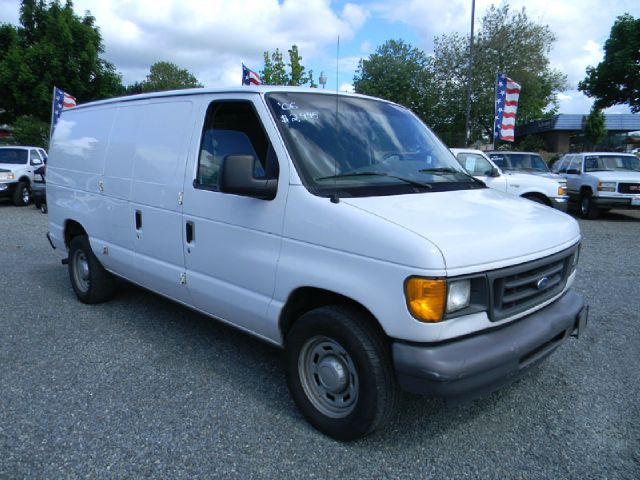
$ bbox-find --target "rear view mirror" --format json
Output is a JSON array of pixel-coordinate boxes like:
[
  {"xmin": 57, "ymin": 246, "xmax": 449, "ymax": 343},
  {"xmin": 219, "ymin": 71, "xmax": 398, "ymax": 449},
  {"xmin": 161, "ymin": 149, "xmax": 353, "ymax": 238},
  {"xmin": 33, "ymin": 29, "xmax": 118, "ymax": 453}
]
[{"xmin": 219, "ymin": 154, "xmax": 277, "ymax": 200}]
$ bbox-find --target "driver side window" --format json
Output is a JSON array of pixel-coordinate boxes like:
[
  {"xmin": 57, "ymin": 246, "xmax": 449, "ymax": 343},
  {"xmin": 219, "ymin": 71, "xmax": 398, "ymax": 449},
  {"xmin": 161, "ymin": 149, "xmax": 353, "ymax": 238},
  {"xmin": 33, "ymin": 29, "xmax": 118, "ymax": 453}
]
[
  {"xmin": 196, "ymin": 101, "xmax": 279, "ymax": 190},
  {"xmin": 456, "ymin": 153, "xmax": 494, "ymax": 176}
]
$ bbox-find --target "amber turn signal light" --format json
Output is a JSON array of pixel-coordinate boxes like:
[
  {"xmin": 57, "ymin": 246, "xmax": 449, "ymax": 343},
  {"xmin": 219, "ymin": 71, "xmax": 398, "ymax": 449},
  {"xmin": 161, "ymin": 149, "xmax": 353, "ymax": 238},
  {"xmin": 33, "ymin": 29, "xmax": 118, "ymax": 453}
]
[{"xmin": 404, "ymin": 277, "xmax": 446, "ymax": 322}]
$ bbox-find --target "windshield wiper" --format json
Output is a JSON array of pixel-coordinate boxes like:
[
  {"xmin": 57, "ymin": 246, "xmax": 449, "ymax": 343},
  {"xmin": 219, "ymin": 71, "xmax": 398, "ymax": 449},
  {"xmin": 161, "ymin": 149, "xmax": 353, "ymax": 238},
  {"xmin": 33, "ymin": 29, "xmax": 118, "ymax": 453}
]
[
  {"xmin": 316, "ymin": 171, "xmax": 432, "ymax": 188},
  {"xmin": 419, "ymin": 167, "xmax": 484, "ymax": 186}
]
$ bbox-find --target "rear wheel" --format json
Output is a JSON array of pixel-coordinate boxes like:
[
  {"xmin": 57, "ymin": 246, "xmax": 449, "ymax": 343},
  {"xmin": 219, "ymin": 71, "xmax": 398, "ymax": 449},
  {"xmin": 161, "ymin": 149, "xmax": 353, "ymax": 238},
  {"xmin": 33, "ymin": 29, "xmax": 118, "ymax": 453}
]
[
  {"xmin": 580, "ymin": 193, "xmax": 599, "ymax": 219},
  {"xmin": 68, "ymin": 235, "xmax": 115, "ymax": 303},
  {"xmin": 12, "ymin": 181, "xmax": 30, "ymax": 206},
  {"xmin": 41, "ymin": 203, "xmax": 47, "ymax": 214},
  {"xmin": 284, "ymin": 305, "xmax": 399, "ymax": 441}
]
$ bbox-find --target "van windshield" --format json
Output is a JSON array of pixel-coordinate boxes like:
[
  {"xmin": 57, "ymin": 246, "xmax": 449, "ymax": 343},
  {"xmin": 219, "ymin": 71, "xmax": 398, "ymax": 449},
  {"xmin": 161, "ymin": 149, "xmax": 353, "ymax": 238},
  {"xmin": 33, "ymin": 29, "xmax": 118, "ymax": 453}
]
[
  {"xmin": 265, "ymin": 92, "xmax": 482, "ymax": 197},
  {"xmin": 0, "ymin": 148, "xmax": 28, "ymax": 165}
]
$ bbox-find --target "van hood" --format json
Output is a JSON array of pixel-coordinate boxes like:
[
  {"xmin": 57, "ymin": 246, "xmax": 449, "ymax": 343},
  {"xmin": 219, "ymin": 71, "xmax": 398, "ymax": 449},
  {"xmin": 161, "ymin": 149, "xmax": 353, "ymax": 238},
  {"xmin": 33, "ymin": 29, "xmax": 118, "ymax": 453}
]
[{"xmin": 343, "ymin": 188, "xmax": 580, "ymax": 272}]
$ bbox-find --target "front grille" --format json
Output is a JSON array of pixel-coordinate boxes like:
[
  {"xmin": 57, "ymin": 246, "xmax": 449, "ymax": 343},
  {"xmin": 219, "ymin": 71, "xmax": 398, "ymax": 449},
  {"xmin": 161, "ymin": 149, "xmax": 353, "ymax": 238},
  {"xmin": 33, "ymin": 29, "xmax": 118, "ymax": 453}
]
[
  {"xmin": 488, "ymin": 247, "xmax": 575, "ymax": 321},
  {"xmin": 618, "ymin": 183, "xmax": 640, "ymax": 194}
]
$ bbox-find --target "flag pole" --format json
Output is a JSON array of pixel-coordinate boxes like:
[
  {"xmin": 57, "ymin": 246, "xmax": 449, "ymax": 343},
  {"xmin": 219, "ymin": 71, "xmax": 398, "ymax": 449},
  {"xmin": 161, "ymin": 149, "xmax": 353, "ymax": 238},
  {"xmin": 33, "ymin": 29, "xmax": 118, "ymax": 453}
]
[
  {"xmin": 49, "ymin": 86, "xmax": 56, "ymax": 147},
  {"xmin": 492, "ymin": 68, "xmax": 498, "ymax": 150}
]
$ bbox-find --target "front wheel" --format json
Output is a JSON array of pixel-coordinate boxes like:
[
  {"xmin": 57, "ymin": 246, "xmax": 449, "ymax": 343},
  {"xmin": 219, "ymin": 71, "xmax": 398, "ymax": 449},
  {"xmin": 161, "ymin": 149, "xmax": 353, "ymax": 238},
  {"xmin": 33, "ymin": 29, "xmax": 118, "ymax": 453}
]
[
  {"xmin": 68, "ymin": 235, "xmax": 115, "ymax": 303},
  {"xmin": 580, "ymin": 193, "xmax": 599, "ymax": 219},
  {"xmin": 284, "ymin": 305, "xmax": 399, "ymax": 441},
  {"xmin": 12, "ymin": 181, "xmax": 30, "ymax": 206}
]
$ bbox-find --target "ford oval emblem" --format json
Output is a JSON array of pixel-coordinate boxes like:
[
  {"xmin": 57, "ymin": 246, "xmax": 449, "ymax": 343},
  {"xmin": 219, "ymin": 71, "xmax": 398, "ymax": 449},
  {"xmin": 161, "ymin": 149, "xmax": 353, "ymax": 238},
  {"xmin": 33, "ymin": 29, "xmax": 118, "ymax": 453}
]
[{"xmin": 536, "ymin": 277, "xmax": 550, "ymax": 290}]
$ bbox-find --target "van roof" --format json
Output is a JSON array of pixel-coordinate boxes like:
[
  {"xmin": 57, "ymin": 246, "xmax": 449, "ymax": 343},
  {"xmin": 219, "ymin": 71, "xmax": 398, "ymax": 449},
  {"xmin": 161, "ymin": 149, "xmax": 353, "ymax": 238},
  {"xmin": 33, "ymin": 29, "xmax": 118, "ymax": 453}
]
[{"xmin": 70, "ymin": 86, "xmax": 381, "ymax": 111}]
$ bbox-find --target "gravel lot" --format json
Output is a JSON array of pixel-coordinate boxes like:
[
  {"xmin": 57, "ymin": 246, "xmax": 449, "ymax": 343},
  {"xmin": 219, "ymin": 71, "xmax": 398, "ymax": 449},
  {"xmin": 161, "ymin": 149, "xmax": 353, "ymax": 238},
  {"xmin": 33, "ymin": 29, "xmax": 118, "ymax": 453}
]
[{"xmin": 1, "ymin": 200, "xmax": 639, "ymax": 479}]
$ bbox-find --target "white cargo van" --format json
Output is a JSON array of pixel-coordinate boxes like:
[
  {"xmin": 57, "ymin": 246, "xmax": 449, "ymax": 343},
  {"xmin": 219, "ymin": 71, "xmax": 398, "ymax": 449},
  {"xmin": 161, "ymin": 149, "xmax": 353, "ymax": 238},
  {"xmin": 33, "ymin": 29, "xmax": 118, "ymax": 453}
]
[{"xmin": 46, "ymin": 87, "xmax": 587, "ymax": 440}]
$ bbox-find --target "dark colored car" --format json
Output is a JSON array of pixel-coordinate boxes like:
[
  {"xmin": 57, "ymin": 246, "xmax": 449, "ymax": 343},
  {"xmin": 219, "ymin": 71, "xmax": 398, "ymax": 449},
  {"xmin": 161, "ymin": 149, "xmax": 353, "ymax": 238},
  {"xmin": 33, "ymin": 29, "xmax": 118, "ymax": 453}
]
[{"xmin": 32, "ymin": 164, "xmax": 47, "ymax": 213}]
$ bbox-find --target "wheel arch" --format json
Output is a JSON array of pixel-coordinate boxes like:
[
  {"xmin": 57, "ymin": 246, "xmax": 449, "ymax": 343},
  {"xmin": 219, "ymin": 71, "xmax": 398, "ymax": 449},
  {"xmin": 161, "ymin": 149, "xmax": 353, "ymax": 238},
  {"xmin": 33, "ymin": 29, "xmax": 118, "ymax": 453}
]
[
  {"xmin": 279, "ymin": 287, "xmax": 387, "ymax": 342},
  {"xmin": 17, "ymin": 175, "xmax": 31, "ymax": 186},
  {"xmin": 64, "ymin": 219, "xmax": 87, "ymax": 249},
  {"xmin": 521, "ymin": 191, "xmax": 552, "ymax": 206}
]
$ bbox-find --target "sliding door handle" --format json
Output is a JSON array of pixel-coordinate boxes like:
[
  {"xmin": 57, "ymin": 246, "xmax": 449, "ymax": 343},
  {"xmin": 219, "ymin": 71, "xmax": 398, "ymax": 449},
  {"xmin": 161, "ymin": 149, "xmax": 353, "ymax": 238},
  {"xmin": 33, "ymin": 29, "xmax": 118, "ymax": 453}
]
[{"xmin": 186, "ymin": 221, "xmax": 195, "ymax": 244}]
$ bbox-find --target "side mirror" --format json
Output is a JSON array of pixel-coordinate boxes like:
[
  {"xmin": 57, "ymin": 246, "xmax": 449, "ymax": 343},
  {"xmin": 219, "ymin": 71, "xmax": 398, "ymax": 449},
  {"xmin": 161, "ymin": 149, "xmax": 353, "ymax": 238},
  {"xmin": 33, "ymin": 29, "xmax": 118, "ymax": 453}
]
[
  {"xmin": 565, "ymin": 168, "xmax": 580, "ymax": 175},
  {"xmin": 490, "ymin": 167, "xmax": 500, "ymax": 177},
  {"xmin": 31, "ymin": 159, "xmax": 43, "ymax": 166},
  {"xmin": 219, "ymin": 154, "xmax": 277, "ymax": 200}
]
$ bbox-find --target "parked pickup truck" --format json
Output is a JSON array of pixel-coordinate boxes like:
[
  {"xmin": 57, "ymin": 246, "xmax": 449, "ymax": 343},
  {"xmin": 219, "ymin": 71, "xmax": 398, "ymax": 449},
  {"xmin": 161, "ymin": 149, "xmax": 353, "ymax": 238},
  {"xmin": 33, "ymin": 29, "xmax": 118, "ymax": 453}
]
[
  {"xmin": 46, "ymin": 87, "xmax": 587, "ymax": 440},
  {"xmin": 451, "ymin": 148, "xmax": 568, "ymax": 210},
  {"xmin": 0, "ymin": 146, "xmax": 47, "ymax": 206},
  {"xmin": 552, "ymin": 152, "xmax": 640, "ymax": 218}
]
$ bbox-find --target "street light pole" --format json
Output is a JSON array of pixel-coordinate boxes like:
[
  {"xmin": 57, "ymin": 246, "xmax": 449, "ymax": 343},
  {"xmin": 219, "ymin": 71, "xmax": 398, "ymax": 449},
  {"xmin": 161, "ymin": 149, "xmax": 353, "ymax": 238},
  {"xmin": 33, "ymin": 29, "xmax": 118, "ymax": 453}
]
[{"xmin": 464, "ymin": 0, "xmax": 476, "ymax": 147}]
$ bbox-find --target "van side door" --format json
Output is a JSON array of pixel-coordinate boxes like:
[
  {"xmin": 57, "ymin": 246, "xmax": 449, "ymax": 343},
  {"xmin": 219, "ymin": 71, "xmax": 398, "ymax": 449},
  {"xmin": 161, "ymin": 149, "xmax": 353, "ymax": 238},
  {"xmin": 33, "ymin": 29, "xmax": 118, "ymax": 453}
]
[
  {"xmin": 181, "ymin": 96, "xmax": 287, "ymax": 341},
  {"xmin": 128, "ymin": 100, "xmax": 196, "ymax": 304}
]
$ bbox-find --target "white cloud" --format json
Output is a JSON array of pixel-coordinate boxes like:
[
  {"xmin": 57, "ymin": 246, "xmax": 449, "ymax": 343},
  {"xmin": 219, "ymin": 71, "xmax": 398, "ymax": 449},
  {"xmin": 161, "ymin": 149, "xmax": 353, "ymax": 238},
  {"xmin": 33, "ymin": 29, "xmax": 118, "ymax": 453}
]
[
  {"xmin": 26, "ymin": 0, "xmax": 368, "ymax": 86},
  {"xmin": 339, "ymin": 82, "xmax": 355, "ymax": 92}
]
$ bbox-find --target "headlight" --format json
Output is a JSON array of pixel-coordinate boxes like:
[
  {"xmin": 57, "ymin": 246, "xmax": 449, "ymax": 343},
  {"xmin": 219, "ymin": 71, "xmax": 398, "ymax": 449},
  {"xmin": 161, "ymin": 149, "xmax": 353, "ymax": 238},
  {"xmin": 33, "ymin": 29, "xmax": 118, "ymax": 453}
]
[
  {"xmin": 446, "ymin": 280, "xmax": 471, "ymax": 313},
  {"xmin": 598, "ymin": 181, "xmax": 616, "ymax": 192},
  {"xmin": 405, "ymin": 277, "xmax": 446, "ymax": 322},
  {"xmin": 0, "ymin": 172, "xmax": 15, "ymax": 180},
  {"xmin": 404, "ymin": 278, "xmax": 472, "ymax": 321}
]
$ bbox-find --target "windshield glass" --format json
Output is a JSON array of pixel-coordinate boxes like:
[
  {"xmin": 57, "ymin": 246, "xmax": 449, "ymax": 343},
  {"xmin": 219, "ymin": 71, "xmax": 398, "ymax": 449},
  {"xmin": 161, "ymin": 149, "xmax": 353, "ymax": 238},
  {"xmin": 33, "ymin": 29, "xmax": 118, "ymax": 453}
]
[
  {"xmin": 0, "ymin": 148, "xmax": 28, "ymax": 165},
  {"xmin": 584, "ymin": 155, "xmax": 640, "ymax": 172},
  {"xmin": 266, "ymin": 92, "xmax": 482, "ymax": 197},
  {"xmin": 488, "ymin": 153, "xmax": 549, "ymax": 172}
]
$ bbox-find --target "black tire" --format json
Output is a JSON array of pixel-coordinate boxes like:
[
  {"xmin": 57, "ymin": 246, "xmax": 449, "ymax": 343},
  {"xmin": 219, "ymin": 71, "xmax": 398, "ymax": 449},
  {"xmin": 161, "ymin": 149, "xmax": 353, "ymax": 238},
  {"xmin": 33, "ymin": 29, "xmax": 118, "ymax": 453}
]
[
  {"xmin": 579, "ymin": 192, "xmax": 599, "ymax": 219},
  {"xmin": 41, "ymin": 203, "xmax": 47, "ymax": 214},
  {"xmin": 12, "ymin": 181, "xmax": 30, "ymax": 206},
  {"xmin": 284, "ymin": 305, "xmax": 399, "ymax": 441},
  {"xmin": 68, "ymin": 235, "xmax": 115, "ymax": 304}
]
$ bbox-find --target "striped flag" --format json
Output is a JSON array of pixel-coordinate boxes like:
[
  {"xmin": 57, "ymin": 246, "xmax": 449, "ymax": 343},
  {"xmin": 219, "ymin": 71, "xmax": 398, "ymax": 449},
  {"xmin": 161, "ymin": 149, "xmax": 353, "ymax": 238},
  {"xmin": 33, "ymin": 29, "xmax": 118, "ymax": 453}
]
[
  {"xmin": 51, "ymin": 86, "xmax": 76, "ymax": 133},
  {"xmin": 493, "ymin": 74, "xmax": 521, "ymax": 142},
  {"xmin": 242, "ymin": 64, "xmax": 261, "ymax": 86}
]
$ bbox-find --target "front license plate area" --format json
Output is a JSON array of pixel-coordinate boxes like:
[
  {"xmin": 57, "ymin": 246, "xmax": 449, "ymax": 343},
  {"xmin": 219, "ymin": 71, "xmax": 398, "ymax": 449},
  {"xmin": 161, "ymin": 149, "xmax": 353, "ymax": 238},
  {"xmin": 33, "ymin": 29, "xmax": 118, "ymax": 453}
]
[{"xmin": 631, "ymin": 197, "xmax": 640, "ymax": 206}]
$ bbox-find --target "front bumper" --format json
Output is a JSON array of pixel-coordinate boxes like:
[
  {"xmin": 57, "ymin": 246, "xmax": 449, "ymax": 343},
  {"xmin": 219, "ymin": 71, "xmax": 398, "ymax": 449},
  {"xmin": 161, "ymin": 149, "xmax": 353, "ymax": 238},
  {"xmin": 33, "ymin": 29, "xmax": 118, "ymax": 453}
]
[
  {"xmin": 550, "ymin": 196, "xmax": 569, "ymax": 212},
  {"xmin": 0, "ymin": 182, "xmax": 15, "ymax": 198},
  {"xmin": 593, "ymin": 195, "xmax": 640, "ymax": 210},
  {"xmin": 393, "ymin": 290, "xmax": 587, "ymax": 399}
]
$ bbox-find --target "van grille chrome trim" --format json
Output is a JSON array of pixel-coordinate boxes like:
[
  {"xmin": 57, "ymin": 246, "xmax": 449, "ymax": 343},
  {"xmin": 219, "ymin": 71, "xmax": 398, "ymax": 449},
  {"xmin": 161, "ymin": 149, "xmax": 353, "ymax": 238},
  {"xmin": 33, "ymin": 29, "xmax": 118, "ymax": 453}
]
[{"xmin": 488, "ymin": 246, "xmax": 576, "ymax": 321}]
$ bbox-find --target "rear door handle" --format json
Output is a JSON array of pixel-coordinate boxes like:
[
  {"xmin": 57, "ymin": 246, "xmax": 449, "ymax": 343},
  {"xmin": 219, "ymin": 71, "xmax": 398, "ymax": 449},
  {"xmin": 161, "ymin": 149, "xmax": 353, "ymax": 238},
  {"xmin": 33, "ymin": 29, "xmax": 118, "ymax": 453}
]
[
  {"xmin": 186, "ymin": 221, "xmax": 195, "ymax": 244},
  {"xmin": 135, "ymin": 210, "xmax": 142, "ymax": 230}
]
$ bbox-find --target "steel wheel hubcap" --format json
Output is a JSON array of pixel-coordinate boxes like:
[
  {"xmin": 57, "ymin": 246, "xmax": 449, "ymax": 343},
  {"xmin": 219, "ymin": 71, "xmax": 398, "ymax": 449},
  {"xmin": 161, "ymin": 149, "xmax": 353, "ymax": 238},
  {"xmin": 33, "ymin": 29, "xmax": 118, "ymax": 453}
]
[
  {"xmin": 298, "ymin": 336, "xmax": 358, "ymax": 418},
  {"xmin": 72, "ymin": 250, "xmax": 90, "ymax": 292},
  {"xmin": 22, "ymin": 188, "xmax": 29, "ymax": 203}
]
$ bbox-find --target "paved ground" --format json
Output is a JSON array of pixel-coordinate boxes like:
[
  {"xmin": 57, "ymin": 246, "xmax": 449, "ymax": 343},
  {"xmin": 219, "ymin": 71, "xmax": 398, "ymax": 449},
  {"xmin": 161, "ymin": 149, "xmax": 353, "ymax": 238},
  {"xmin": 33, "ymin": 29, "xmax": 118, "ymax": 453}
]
[{"xmin": 1, "ymin": 201, "xmax": 639, "ymax": 479}]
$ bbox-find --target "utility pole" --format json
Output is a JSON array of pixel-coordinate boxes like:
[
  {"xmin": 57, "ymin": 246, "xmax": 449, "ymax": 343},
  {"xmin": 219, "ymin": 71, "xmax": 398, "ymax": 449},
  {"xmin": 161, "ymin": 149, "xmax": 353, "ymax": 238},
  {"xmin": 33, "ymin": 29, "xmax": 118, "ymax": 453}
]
[{"xmin": 464, "ymin": 0, "xmax": 476, "ymax": 147}]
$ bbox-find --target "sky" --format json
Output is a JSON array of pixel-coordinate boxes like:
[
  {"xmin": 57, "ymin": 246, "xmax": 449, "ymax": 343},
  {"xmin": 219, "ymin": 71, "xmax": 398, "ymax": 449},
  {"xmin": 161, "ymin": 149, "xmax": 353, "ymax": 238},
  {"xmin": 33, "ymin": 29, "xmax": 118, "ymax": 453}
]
[{"xmin": 1, "ymin": 0, "xmax": 638, "ymax": 115}]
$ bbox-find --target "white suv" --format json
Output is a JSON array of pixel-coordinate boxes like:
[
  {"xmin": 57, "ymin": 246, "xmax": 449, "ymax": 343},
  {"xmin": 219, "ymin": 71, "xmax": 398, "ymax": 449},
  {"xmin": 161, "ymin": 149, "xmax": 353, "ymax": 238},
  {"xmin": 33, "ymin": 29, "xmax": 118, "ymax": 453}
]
[
  {"xmin": 0, "ymin": 146, "xmax": 46, "ymax": 206},
  {"xmin": 451, "ymin": 149, "xmax": 568, "ymax": 211},
  {"xmin": 552, "ymin": 152, "xmax": 640, "ymax": 218}
]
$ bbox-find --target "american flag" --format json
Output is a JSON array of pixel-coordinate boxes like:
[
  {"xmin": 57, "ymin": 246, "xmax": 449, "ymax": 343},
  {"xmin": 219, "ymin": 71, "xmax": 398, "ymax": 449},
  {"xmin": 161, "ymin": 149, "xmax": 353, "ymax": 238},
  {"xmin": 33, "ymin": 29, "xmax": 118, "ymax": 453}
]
[
  {"xmin": 242, "ymin": 64, "xmax": 261, "ymax": 86},
  {"xmin": 493, "ymin": 74, "xmax": 521, "ymax": 142},
  {"xmin": 51, "ymin": 87, "xmax": 76, "ymax": 132}
]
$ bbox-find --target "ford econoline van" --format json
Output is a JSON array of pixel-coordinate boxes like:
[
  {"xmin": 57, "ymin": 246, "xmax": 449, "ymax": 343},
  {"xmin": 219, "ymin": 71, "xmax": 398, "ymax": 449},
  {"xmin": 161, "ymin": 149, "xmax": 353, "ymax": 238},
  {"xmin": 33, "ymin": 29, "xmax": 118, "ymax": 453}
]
[{"xmin": 46, "ymin": 87, "xmax": 587, "ymax": 440}]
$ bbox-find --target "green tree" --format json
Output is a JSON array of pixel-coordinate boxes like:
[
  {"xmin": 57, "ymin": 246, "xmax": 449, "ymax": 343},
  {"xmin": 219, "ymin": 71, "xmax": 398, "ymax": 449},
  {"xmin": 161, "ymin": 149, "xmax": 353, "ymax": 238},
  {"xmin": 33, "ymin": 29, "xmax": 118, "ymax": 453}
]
[
  {"xmin": 578, "ymin": 14, "xmax": 640, "ymax": 112},
  {"xmin": 0, "ymin": 0, "xmax": 123, "ymax": 124},
  {"xmin": 583, "ymin": 106, "xmax": 607, "ymax": 148},
  {"xmin": 429, "ymin": 5, "xmax": 568, "ymax": 145},
  {"xmin": 353, "ymin": 39, "xmax": 433, "ymax": 122},
  {"xmin": 11, "ymin": 115, "xmax": 49, "ymax": 148},
  {"xmin": 260, "ymin": 45, "xmax": 316, "ymax": 86},
  {"xmin": 138, "ymin": 61, "xmax": 202, "ymax": 93}
]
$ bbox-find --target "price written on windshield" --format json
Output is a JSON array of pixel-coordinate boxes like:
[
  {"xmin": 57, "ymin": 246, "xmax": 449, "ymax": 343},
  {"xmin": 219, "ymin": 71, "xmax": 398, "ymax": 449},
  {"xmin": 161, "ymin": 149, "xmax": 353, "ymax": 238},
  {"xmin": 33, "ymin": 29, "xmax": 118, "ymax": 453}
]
[{"xmin": 280, "ymin": 111, "xmax": 319, "ymax": 124}]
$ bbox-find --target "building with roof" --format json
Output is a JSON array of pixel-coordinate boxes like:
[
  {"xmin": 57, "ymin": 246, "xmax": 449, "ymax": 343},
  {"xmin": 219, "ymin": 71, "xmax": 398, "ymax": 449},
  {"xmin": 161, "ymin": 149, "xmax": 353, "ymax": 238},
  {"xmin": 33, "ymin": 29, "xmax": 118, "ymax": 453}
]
[{"xmin": 515, "ymin": 114, "xmax": 640, "ymax": 153}]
